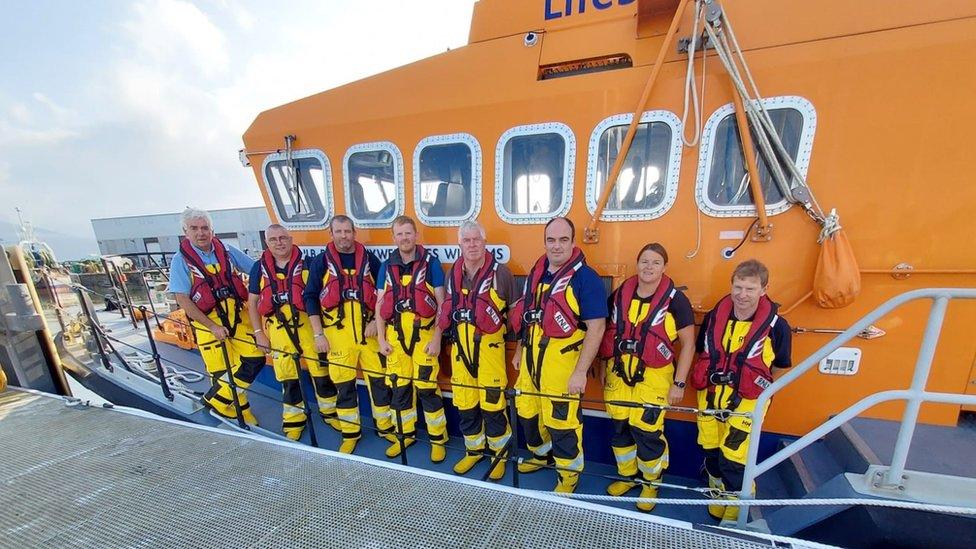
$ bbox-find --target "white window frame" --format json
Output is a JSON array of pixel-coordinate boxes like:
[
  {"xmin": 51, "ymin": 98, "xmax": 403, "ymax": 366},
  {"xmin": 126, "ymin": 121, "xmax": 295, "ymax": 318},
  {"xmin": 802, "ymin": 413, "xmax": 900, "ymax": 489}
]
[
  {"xmin": 695, "ymin": 95, "xmax": 816, "ymax": 218},
  {"xmin": 342, "ymin": 141, "xmax": 405, "ymax": 229},
  {"xmin": 412, "ymin": 133, "xmax": 482, "ymax": 227},
  {"xmin": 261, "ymin": 148, "xmax": 332, "ymax": 230},
  {"xmin": 585, "ymin": 110, "xmax": 682, "ymax": 222},
  {"xmin": 494, "ymin": 122, "xmax": 576, "ymax": 224}
]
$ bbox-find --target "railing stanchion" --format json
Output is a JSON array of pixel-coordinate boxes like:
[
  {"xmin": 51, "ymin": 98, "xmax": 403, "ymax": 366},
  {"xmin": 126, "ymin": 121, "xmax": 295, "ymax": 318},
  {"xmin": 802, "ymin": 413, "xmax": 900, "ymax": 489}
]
[
  {"xmin": 76, "ymin": 287, "xmax": 112, "ymax": 372},
  {"xmin": 885, "ymin": 296, "xmax": 949, "ymax": 486},
  {"xmin": 219, "ymin": 341, "xmax": 249, "ymax": 430},
  {"xmin": 294, "ymin": 353, "xmax": 319, "ymax": 448},
  {"xmin": 507, "ymin": 388, "xmax": 520, "ymax": 488},
  {"xmin": 139, "ymin": 306, "xmax": 174, "ymax": 401}
]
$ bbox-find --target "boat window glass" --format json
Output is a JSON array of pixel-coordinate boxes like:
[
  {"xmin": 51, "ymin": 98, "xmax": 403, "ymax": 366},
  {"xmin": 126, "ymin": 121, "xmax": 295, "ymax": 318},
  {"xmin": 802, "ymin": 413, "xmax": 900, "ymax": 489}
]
[
  {"xmin": 414, "ymin": 133, "xmax": 482, "ymax": 226},
  {"xmin": 262, "ymin": 149, "xmax": 332, "ymax": 230},
  {"xmin": 495, "ymin": 123, "xmax": 576, "ymax": 224},
  {"xmin": 585, "ymin": 111, "xmax": 682, "ymax": 221},
  {"xmin": 696, "ymin": 96, "xmax": 816, "ymax": 217},
  {"xmin": 343, "ymin": 142, "xmax": 404, "ymax": 228}
]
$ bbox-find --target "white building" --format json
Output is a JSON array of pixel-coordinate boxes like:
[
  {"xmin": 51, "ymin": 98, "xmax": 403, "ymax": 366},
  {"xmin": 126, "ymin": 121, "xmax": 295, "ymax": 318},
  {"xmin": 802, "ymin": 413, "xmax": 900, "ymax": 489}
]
[{"xmin": 91, "ymin": 207, "xmax": 271, "ymax": 265}]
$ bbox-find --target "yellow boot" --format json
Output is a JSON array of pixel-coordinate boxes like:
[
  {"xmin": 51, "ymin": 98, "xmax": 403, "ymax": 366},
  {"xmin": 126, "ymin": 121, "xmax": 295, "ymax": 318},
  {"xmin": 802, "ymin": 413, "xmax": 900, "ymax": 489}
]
[
  {"xmin": 338, "ymin": 438, "xmax": 359, "ymax": 454},
  {"xmin": 636, "ymin": 483, "xmax": 658, "ymax": 512},
  {"xmin": 606, "ymin": 479, "xmax": 639, "ymax": 497},
  {"xmin": 707, "ymin": 475, "xmax": 726, "ymax": 520},
  {"xmin": 453, "ymin": 453, "xmax": 482, "ymax": 474},
  {"xmin": 554, "ymin": 473, "xmax": 579, "ymax": 494},
  {"xmin": 517, "ymin": 456, "xmax": 549, "ymax": 474},
  {"xmin": 320, "ymin": 413, "xmax": 341, "ymax": 432},
  {"xmin": 488, "ymin": 458, "xmax": 506, "ymax": 481},
  {"xmin": 430, "ymin": 443, "xmax": 447, "ymax": 463},
  {"xmin": 385, "ymin": 436, "xmax": 415, "ymax": 458}
]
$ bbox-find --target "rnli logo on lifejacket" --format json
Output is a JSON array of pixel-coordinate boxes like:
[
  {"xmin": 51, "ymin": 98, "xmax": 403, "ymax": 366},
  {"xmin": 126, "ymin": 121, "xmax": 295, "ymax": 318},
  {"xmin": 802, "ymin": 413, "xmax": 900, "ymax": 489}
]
[
  {"xmin": 545, "ymin": 0, "xmax": 635, "ymax": 20},
  {"xmin": 553, "ymin": 311, "xmax": 572, "ymax": 333},
  {"xmin": 753, "ymin": 376, "xmax": 771, "ymax": 390},
  {"xmin": 485, "ymin": 306, "xmax": 501, "ymax": 326},
  {"xmin": 657, "ymin": 341, "xmax": 672, "ymax": 361}
]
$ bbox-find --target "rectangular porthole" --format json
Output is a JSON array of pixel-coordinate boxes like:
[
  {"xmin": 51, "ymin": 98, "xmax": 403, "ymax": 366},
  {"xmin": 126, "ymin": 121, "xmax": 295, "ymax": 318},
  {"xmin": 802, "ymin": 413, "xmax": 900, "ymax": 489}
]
[
  {"xmin": 495, "ymin": 123, "xmax": 576, "ymax": 224},
  {"xmin": 343, "ymin": 142, "xmax": 404, "ymax": 228},
  {"xmin": 414, "ymin": 133, "xmax": 482, "ymax": 226},
  {"xmin": 262, "ymin": 149, "xmax": 332, "ymax": 229}
]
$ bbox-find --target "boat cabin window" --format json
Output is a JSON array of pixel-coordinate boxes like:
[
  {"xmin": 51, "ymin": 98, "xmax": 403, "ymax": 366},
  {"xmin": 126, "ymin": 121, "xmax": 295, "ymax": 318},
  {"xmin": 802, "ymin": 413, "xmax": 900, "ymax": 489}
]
[
  {"xmin": 262, "ymin": 149, "xmax": 332, "ymax": 229},
  {"xmin": 696, "ymin": 96, "xmax": 816, "ymax": 217},
  {"xmin": 495, "ymin": 123, "xmax": 576, "ymax": 224},
  {"xmin": 586, "ymin": 111, "xmax": 682, "ymax": 221},
  {"xmin": 414, "ymin": 133, "xmax": 481, "ymax": 226},
  {"xmin": 343, "ymin": 142, "xmax": 404, "ymax": 228}
]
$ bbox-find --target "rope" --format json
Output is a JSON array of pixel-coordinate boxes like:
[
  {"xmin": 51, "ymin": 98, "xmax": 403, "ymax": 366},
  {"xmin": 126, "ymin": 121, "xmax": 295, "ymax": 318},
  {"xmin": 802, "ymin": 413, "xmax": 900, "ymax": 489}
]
[
  {"xmin": 679, "ymin": 0, "xmax": 706, "ymax": 147},
  {"xmin": 817, "ymin": 208, "xmax": 842, "ymax": 244},
  {"xmin": 553, "ymin": 492, "xmax": 976, "ymax": 515}
]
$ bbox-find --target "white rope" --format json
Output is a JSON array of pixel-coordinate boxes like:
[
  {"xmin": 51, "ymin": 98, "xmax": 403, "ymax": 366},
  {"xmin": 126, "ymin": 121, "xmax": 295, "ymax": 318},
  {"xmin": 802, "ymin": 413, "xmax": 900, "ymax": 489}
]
[
  {"xmin": 817, "ymin": 208, "xmax": 842, "ymax": 244},
  {"xmin": 552, "ymin": 492, "xmax": 976, "ymax": 515},
  {"xmin": 680, "ymin": 1, "xmax": 705, "ymax": 147}
]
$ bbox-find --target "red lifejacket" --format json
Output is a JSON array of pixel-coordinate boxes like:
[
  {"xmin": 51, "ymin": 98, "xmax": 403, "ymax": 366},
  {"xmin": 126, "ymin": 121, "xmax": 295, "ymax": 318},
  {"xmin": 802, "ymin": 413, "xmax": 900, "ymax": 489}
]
[
  {"xmin": 318, "ymin": 241, "xmax": 377, "ymax": 312},
  {"xmin": 256, "ymin": 246, "xmax": 307, "ymax": 317},
  {"xmin": 509, "ymin": 247, "xmax": 587, "ymax": 340},
  {"xmin": 179, "ymin": 237, "xmax": 248, "ymax": 315},
  {"xmin": 600, "ymin": 275, "xmax": 677, "ymax": 386},
  {"xmin": 437, "ymin": 252, "xmax": 504, "ymax": 334},
  {"xmin": 690, "ymin": 295, "xmax": 779, "ymax": 400},
  {"xmin": 378, "ymin": 245, "xmax": 438, "ymax": 322}
]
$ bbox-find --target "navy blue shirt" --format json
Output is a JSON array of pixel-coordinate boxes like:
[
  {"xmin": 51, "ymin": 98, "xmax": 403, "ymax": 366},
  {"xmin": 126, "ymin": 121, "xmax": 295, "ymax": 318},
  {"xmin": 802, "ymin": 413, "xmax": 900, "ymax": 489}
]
[
  {"xmin": 302, "ymin": 249, "xmax": 382, "ymax": 316},
  {"xmin": 533, "ymin": 262, "xmax": 608, "ymax": 321}
]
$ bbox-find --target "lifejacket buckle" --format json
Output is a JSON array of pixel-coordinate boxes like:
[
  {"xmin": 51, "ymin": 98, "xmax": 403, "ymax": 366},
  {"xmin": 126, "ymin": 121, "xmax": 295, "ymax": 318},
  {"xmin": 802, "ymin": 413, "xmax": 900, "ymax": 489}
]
[
  {"xmin": 213, "ymin": 286, "xmax": 232, "ymax": 300},
  {"xmin": 342, "ymin": 289, "xmax": 360, "ymax": 301},
  {"xmin": 709, "ymin": 370, "xmax": 734, "ymax": 386},
  {"xmin": 272, "ymin": 291, "xmax": 290, "ymax": 305},
  {"xmin": 616, "ymin": 339, "xmax": 638, "ymax": 354},
  {"xmin": 394, "ymin": 299, "xmax": 413, "ymax": 313},
  {"xmin": 523, "ymin": 309, "xmax": 543, "ymax": 324},
  {"xmin": 452, "ymin": 309, "xmax": 473, "ymax": 323}
]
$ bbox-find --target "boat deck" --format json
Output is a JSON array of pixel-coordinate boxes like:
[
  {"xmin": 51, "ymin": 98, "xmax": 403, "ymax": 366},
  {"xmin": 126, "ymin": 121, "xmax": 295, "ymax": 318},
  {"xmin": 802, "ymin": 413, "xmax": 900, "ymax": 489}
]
[{"xmin": 0, "ymin": 389, "xmax": 807, "ymax": 548}]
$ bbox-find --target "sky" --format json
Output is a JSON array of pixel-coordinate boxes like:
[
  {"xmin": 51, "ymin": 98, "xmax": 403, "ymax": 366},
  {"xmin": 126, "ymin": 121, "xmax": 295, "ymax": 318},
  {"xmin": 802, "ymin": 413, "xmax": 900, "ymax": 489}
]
[{"xmin": 0, "ymin": 0, "xmax": 477, "ymax": 258}]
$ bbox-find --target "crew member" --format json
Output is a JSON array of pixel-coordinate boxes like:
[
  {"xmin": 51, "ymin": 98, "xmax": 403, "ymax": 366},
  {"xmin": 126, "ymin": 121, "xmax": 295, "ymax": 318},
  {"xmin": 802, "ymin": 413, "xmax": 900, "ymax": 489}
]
[
  {"xmin": 169, "ymin": 207, "xmax": 264, "ymax": 424},
  {"xmin": 691, "ymin": 259, "xmax": 792, "ymax": 522},
  {"xmin": 438, "ymin": 220, "xmax": 516, "ymax": 480},
  {"xmin": 600, "ymin": 243, "xmax": 695, "ymax": 512},
  {"xmin": 303, "ymin": 215, "xmax": 388, "ymax": 454},
  {"xmin": 376, "ymin": 216, "xmax": 449, "ymax": 461},
  {"xmin": 511, "ymin": 217, "xmax": 607, "ymax": 493},
  {"xmin": 245, "ymin": 224, "xmax": 335, "ymax": 441}
]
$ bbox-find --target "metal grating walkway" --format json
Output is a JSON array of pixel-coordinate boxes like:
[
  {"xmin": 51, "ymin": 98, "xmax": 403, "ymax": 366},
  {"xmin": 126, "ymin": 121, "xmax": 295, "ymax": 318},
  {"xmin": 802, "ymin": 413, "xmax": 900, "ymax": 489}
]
[{"xmin": 0, "ymin": 390, "xmax": 805, "ymax": 548}]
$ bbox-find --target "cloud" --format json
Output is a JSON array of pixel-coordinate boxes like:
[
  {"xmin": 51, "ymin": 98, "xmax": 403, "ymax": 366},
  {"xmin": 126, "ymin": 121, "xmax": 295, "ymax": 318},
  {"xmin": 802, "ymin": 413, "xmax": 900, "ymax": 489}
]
[{"xmin": 122, "ymin": 0, "xmax": 229, "ymax": 78}]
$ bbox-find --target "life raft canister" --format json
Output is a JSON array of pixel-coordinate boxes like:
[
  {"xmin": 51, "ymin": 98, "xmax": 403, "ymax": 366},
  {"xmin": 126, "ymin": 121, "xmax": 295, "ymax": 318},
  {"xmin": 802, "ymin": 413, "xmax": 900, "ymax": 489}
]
[
  {"xmin": 378, "ymin": 245, "xmax": 438, "ymax": 321},
  {"xmin": 318, "ymin": 241, "xmax": 377, "ymax": 312},
  {"xmin": 437, "ymin": 251, "xmax": 504, "ymax": 334},
  {"xmin": 256, "ymin": 245, "xmax": 307, "ymax": 317},
  {"xmin": 599, "ymin": 275, "xmax": 677, "ymax": 377},
  {"xmin": 509, "ymin": 247, "xmax": 586, "ymax": 339},
  {"xmin": 179, "ymin": 237, "xmax": 248, "ymax": 315},
  {"xmin": 690, "ymin": 294, "xmax": 779, "ymax": 400}
]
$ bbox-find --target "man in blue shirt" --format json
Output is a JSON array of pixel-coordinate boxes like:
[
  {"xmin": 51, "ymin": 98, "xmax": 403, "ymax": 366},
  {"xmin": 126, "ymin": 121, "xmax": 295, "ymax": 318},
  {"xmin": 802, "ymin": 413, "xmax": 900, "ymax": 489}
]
[
  {"xmin": 170, "ymin": 207, "xmax": 264, "ymax": 425},
  {"xmin": 512, "ymin": 217, "xmax": 607, "ymax": 493},
  {"xmin": 375, "ymin": 215, "xmax": 449, "ymax": 462}
]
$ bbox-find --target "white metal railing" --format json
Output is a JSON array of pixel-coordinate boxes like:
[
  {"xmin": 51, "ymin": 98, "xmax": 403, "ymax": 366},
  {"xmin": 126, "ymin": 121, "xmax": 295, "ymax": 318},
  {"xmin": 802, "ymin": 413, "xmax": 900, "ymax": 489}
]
[{"xmin": 738, "ymin": 288, "xmax": 976, "ymax": 527}]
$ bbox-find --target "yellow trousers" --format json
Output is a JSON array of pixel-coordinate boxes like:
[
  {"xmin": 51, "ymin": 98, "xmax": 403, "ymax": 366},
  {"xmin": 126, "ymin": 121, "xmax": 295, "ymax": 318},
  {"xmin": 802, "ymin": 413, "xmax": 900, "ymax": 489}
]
[
  {"xmin": 696, "ymin": 386, "xmax": 768, "ymax": 492},
  {"xmin": 515, "ymin": 335, "xmax": 585, "ymax": 485},
  {"xmin": 265, "ymin": 312, "xmax": 337, "ymax": 438},
  {"xmin": 385, "ymin": 325, "xmax": 448, "ymax": 444},
  {"xmin": 450, "ymin": 327, "xmax": 510, "ymax": 454},
  {"xmin": 324, "ymin": 322, "xmax": 393, "ymax": 439},
  {"xmin": 194, "ymin": 302, "xmax": 264, "ymax": 420},
  {"xmin": 604, "ymin": 363, "xmax": 673, "ymax": 482}
]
